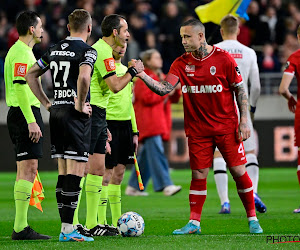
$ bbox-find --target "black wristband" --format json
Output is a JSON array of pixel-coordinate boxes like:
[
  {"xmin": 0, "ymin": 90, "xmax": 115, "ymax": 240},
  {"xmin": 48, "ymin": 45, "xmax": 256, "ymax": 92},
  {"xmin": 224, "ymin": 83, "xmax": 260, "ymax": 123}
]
[
  {"xmin": 133, "ymin": 131, "xmax": 139, "ymax": 137},
  {"xmin": 250, "ymin": 105, "xmax": 256, "ymax": 113},
  {"xmin": 127, "ymin": 67, "xmax": 138, "ymax": 79}
]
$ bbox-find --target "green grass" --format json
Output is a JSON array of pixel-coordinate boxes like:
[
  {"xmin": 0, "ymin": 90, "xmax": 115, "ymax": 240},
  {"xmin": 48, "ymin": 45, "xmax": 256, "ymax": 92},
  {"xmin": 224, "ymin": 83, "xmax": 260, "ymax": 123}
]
[{"xmin": 0, "ymin": 168, "xmax": 300, "ymax": 249}]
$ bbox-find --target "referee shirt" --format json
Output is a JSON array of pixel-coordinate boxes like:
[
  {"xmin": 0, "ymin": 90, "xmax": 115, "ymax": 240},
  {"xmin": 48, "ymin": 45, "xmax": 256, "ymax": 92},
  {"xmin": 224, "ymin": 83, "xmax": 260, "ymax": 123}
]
[
  {"xmin": 90, "ymin": 39, "xmax": 116, "ymax": 109},
  {"xmin": 4, "ymin": 40, "xmax": 40, "ymax": 108},
  {"xmin": 106, "ymin": 62, "xmax": 133, "ymax": 121}
]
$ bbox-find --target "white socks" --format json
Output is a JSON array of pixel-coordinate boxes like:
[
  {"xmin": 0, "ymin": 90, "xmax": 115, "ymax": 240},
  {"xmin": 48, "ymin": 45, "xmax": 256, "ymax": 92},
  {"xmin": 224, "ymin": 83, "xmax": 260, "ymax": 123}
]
[
  {"xmin": 61, "ymin": 223, "xmax": 74, "ymax": 234},
  {"xmin": 246, "ymin": 153, "xmax": 259, "ymax": 194},
  {"xmin": 189, "ymin": 220, "xmax": 200, "ymax": 227},
  {"xmin": 213, "ymin": 157, "xmax": 229, "ymax": 205}
]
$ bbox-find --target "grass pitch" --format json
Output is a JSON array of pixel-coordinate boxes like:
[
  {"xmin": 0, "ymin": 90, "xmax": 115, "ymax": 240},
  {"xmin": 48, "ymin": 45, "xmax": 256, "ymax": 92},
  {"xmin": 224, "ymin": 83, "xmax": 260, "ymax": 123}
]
[{"xmin": 0, "ymin": 168, "xmax": 299, "ymax": 249}]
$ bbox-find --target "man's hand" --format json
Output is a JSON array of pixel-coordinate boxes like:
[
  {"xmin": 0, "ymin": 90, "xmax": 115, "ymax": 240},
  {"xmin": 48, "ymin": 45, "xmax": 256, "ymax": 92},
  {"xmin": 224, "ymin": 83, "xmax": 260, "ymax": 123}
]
[
  {"xmin": 46, "ymin": 102, "xmax": 52, "ymax": 112},
  {"xmin": 107, "ymin": 128, "xmax": 112, "ymax": 142},
  {"xmin": 105, "ymin": 141, "xmax": 111, "ymax": 155},
  {"xmin": 238, "ymin": 121, "xmax": 251, "ymax": 141},
  {"xmin": 133, "ymin": 135, "xmax": 138, "ymax": 155},
  {"xmin": 128, "ymin": 59, "xmax": 137, "ymax": 68},
  {"xmin": 74, "ymin": 97, "xmax": 92, "ymax": 117},
  {"xmin": 133, "ymin": 60, "xmax": 144, "ymax": 73},
  {"xmin": 28, "ymin": 122, "xmax": 42, "ymax": 143},
  {"xmin": 288, "ymin": 95, "xmax": 297, "ymax": 113}
]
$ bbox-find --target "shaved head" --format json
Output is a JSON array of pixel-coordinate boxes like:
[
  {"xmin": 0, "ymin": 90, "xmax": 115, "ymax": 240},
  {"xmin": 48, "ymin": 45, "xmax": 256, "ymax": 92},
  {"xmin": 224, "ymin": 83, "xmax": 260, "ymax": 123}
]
[{"xmin": 181, "ymin": 18, "xmax": 205, "ymax": 34}]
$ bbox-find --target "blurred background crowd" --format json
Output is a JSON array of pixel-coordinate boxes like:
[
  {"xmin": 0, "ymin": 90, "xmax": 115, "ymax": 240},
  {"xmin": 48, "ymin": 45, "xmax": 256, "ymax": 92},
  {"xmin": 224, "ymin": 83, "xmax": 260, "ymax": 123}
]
[{"xmin": 0, "ymin": 0, "xmax": 299, "ymax": 99}]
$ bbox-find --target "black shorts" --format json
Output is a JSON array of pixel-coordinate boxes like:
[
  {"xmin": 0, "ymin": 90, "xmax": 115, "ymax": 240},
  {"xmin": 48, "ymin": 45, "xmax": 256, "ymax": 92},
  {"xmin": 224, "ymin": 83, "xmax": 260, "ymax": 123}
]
[
  {"xmin": 105, "ymin": 120, "xmax": 134, "ymax": 168},
  {"xmin": 50, "ymin": 106, "xmax": 91, "ymax": 162},
  {"xmin": 7, "ymin": 106, "xmax": 44, "ymax": 161},
  {"xmin": 89, "ymin": 105, "xmax": 107, "ymax": 155}
]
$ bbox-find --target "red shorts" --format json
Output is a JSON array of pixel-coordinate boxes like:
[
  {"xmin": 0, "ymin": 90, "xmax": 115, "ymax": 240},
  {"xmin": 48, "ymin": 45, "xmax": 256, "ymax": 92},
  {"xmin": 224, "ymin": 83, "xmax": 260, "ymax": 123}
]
[{"xmin": 188, "ymin": 133, "xmax": 247, "ymax": 170}]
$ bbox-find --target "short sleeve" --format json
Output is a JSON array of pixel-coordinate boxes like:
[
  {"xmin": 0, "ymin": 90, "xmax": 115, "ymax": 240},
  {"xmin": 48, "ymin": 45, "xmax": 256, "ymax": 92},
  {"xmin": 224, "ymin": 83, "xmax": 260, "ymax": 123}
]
[
  {"xmin": 11, "ymin": 55, "xmax": 31, "ymax": 84},
  {"xmin": 284, "ymin": 54, "xmax": 296, "ymax": 76},
  {"xmin": 37, "ymin": 49, "xmax": 51, "ymax": 71},
  {"xmin": 168, "ymin": 60, "xmax": 180, "ymax": 78},
  {"xmin": 226, "ymin": 55, "xmax": 243, "ymax": 88},
  {"xmin": 79, "ymin": 48, "xmax": 97, "ymax": 70},
  {"xmin": 94, "ymin": 47, "xmax": 116, "ymax": 79}
]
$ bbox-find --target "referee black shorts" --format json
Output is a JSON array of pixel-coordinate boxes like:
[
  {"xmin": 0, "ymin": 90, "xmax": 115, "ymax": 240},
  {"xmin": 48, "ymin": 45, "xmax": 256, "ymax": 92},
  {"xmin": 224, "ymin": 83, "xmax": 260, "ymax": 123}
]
[
  {"xmin": 89, "ymin": 105, "xmax": 107, "ymax": 155},
  {"xmin": 7, "ymin": 106, "xmax": 44, "ymax": 161},
  {"xmin": 105, "ymin": 120, "xmax": 134, "ymax": 169},
  {"xmin": 50, "ymin": 106, "xmax": 91, "ymax": 162}
]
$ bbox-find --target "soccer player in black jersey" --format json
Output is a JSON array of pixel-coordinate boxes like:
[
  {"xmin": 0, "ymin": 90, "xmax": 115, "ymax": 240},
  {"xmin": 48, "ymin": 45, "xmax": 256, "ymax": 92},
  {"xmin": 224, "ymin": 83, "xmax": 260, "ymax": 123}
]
[{"xmin": 25, "ymin": 9, "xmax": 96, "ymax": 242}]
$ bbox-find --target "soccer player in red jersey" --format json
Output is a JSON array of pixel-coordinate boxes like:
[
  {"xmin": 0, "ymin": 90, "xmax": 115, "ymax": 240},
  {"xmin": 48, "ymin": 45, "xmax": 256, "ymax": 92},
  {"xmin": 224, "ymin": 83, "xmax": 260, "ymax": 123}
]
[
  {"xmin": 279, "ymin": 25, "xmax": 300, "ymax": 213},
  {"xmin": 136, "ymin": 18, "xmax": 263, "ymax": 234}
]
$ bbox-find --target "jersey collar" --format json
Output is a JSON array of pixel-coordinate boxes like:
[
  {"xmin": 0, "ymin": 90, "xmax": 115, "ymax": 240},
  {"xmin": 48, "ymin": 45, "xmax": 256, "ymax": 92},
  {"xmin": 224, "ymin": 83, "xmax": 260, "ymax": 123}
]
[
  {"xmin": 191, "ymin": 46, "xmax": 216, "ymax": 61},
  {"xmin": 66, "ymin": 36, "xmax": 84, "ymax": 42},
  {"xmin": 16, "ymin": 39, "xmax": 32, "ymax": 51}
]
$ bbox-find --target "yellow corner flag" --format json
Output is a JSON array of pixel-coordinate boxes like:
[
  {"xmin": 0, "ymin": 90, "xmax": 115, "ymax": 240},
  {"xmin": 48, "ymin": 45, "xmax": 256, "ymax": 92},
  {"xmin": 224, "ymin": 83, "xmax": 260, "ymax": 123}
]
[
  {"xmin": 195, "ymin": 0, "xmax": 241, "ymax": 25},
  {"xmin": 30, "ymin": 171, "xmax": 45, "ymax": 212}
]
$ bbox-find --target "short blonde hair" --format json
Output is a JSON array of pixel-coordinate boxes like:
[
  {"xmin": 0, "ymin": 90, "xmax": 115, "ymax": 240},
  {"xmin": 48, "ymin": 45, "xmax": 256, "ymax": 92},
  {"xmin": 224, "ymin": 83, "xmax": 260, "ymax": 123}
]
[
  {"xmin": 140, "ymin": 49, "xmax": 159, "ymax": 68},
  {"xmin": 68, "ymin": 9, "xmax": 91, "ymax": 32},
  {"xmin": 220, "ymin": 14, "xmax": 239, "ymax": 35}
]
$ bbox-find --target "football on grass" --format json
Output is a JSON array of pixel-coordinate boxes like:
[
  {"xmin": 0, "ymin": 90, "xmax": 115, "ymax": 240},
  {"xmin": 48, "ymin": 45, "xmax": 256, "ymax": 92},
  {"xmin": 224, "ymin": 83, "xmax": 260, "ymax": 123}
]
[{"xmin": 117, "ymin": 211, "xmax": 145, "ymax": 237}]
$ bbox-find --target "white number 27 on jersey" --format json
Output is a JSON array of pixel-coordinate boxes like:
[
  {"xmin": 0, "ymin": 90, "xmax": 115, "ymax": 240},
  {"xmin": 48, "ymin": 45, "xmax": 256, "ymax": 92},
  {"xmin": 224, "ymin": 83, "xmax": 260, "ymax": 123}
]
[{"xmin": 50, "ymin": 61, "xmax": 70, "ymax": 88}]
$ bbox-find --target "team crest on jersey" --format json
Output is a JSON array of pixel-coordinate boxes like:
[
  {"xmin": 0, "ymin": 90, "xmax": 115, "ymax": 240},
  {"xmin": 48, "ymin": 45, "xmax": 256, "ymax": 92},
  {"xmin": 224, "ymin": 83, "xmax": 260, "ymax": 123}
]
[
  {"xmin": 210, "ymin": 66, "xmax": 216, "ymax": 75},
  {"xmin": 285, "ymin": 61, "xmax": 290, "ymax": 70},
  {"xmin": 104, "ymin": 58, "xmax": 116, "ymax": 72},
  {"xmin": 14, "ymin": 63, "xmax": 27, "ymax": 77},
  {"xmin": 185, "ymin": 64, "xmax": 195, "ymax": 73},
  {"xmin": 61, "ymin": 43, "xmax": 69, "ymax": 50}
]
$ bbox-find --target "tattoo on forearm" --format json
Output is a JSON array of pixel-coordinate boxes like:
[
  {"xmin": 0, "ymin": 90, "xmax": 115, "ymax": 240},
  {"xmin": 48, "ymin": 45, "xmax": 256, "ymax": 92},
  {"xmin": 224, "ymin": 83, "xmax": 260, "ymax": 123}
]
[
  {"xmin": 140, "ymin": 74, "xmax": 175, "ymax": 96},
  {"xmin": 235, "ymin": 85, "xmax": 248, "ymax": 120},
  {"xmin": 194, "ymin": 42, "xmax": 209, "ymax": 58}
]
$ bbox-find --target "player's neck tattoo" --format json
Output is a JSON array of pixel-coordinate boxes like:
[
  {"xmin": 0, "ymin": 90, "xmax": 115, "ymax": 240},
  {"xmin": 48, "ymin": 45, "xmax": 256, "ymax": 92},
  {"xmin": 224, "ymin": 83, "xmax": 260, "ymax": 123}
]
[{"xmin": 194, "ymin": 42, "xmax": 209, "ymax": 58}]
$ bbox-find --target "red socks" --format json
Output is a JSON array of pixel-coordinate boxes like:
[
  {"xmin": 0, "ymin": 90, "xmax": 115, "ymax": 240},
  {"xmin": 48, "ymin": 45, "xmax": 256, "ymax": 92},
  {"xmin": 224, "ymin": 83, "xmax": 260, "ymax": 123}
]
[
  {"xmin": 234, "ymin": 172, "xmax": 256, "ymax": 218},
  {"xmin": 189, "ymin": 178, "xmax": 207, "ymax": 221}
]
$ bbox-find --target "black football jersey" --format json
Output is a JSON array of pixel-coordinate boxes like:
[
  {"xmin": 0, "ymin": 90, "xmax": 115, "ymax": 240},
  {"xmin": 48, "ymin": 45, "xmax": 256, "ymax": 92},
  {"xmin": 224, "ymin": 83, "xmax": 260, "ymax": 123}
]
[{"xmin": 37, "ymin": 37, "xmax": 97, "ymax": 106}]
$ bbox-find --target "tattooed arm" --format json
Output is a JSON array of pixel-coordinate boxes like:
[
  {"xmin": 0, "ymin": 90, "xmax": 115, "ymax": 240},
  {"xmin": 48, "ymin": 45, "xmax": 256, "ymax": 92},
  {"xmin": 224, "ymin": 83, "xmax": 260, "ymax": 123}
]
[
  {"xmin": 234, "ymin": 84, "xmax": 251, "ymax": 141},
  {"xmin": 138, "ymin": 71, "xmax": 180, "ymax": 96}
]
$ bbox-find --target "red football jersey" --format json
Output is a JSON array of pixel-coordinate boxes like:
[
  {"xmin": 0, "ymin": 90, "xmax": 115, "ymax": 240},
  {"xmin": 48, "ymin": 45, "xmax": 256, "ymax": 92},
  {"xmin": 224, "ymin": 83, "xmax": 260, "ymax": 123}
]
[
  {"xmin": 169, "ymin": 46, "xmax": 243, "ymax": 137},
  {"xmin": 284, "ymin": 49, "xmax": 300, "ymax": 103}
]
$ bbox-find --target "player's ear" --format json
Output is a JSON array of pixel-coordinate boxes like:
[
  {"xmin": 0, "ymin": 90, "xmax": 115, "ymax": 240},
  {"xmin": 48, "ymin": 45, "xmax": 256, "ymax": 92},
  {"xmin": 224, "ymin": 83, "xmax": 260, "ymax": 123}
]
[
  {"xmin": 113, "ymin": 28, "xmax": 118, "ymax": 37},
  {"xmin": 88, "ymin": 23, "xmax": 92, "ymax": 33},
  {"xmin": 220, "ymin": 28, "xmax": 224, "ymax": 37},
  {"xmin": 28, "ymin": 25, "xmax": 34, "ymax": 36},
  {"xmin": 67, "ymin": 24, "xmax": 71, "ymax": 33},
  {"xmin": 198, "ymin": 32, "xmax": 204, "ymax": 40},
  {"xmin": 237, "ymin": 27, "xmax": 240, "ymax": 36}
]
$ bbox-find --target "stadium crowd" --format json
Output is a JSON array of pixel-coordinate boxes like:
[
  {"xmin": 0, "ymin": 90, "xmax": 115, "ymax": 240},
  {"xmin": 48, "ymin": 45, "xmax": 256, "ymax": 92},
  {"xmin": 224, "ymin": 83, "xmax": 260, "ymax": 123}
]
[{"xmin": 0, "ymin": 0, "xmax": 300, "ymax": 99}]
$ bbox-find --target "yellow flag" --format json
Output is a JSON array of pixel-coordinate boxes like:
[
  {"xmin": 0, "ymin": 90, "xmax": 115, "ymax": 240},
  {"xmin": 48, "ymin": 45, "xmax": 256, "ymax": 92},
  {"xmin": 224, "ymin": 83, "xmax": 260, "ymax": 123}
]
[
  {"xmin": 29, "ymin": 171, "xmax": 45, "ymax": 212},
  {"xmin": 195, "ymin": 0, "xmax": 241, "ymax": 25}
]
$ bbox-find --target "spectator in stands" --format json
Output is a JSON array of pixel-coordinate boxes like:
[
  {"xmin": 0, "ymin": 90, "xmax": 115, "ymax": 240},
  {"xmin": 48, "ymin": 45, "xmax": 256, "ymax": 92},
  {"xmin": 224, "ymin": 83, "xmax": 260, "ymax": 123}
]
[
  {"xmin": 159, "ymin": 2, "xmax": 184, "ymax": 73},
  {"xmin": 258, "ymin": 43, "xmax": 281, "ymax": 72},
  {"xmin": 246, "ymin": 0, "xmax": 270, "ymax": 45},
  {"xmin": 126, "ymin": 49, "xmax": 182, "ymax": 196},
  {"xmin": 280, "ymin": 32, "xmax": 300, "ymax": 68},
  {"xmin": 135, "ymin": 0, "xmax": 157, "ymax": 31}
]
